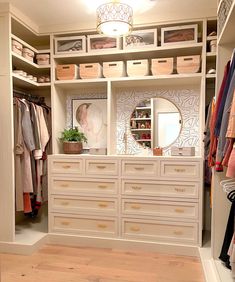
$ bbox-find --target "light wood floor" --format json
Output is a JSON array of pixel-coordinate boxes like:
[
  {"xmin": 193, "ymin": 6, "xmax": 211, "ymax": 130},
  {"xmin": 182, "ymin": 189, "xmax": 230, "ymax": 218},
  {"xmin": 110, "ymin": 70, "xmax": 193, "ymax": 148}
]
[{"xmin": 0, "ymin": 245, "xmax": 205, "ymax": 282}]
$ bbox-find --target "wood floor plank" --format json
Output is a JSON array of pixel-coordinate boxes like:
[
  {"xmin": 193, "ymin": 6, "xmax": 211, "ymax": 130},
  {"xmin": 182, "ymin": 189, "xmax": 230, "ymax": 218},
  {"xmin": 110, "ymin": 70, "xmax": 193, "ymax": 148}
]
[{"xmin": 0, "ymin": 244, "xmax": 205, "ymax": 282}]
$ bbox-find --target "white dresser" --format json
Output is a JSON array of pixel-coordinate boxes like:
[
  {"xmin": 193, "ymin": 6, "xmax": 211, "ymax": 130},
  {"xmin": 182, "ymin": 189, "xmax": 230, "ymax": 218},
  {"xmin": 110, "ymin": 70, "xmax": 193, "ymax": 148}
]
[{"xmin": 48, "ymin": 155, "xmax": 203, "ymax": 249}]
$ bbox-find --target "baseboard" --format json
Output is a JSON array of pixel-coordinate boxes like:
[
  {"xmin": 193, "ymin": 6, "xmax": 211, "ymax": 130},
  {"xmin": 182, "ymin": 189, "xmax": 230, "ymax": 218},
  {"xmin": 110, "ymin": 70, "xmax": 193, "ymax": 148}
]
[
  {"xmin": 0, "ymin": 234, "xmax": 48, "ymax": 255},
  {"xmin": 47, "ymin": 233, "xmax": 200, "ymax": 257}
]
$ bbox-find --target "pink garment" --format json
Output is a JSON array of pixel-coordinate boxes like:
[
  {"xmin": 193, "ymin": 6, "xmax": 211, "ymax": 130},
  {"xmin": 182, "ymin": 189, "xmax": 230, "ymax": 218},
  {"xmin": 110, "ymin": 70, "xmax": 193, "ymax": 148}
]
[
  {"xmin": 227, "ymin": 90, "xmax": 235, "ymax": 138},
  {"xmin": 227, "ymin": 148, "xmax": 235, "ymax": 178}
]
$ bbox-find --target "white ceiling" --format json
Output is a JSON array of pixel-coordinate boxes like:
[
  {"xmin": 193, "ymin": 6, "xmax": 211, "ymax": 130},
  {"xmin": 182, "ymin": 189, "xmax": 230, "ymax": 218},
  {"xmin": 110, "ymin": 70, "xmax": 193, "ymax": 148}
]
[{"xmin": 0, "ymin": 0, "xmax": 217, "ymax": 33}]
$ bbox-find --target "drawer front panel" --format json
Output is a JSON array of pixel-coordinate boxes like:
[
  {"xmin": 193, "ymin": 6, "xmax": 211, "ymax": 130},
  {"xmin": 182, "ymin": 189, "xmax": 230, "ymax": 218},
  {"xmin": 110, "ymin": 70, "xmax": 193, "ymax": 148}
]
[
  {"xmin": 122, "ymin": 219, "xmax": 198, "ymax": 244},
  {"xmin": 122, "ymin": 180, "xmax": 199, "ymax": 198},
  {"xmin": 122, "ymin": 161, "xmax": 158, "ymax": 177},
  {"xmin": 51, "ymin": 196, "xmax": 117, "ymax": 215},
  {"xmin": 50, "ymin": 159, "xmax": 83, "ymax": 174},
  {"xmin": 86, "ymin": 160, "xmax": 118, "ymax": 176},
  {"xmin": 122, "ymin": 200, "xmax": 198, "ymax": 219},
  {"xmin": 51, "ymin": 178, "xmax": 118, "ymax": 195},
  {"xmin": 160, "ymin": 161, "xmax": 200, "ymax": 178},
  {"xmin": 51, "ymin": 214, "xmax": 117, "ymax": 236}
]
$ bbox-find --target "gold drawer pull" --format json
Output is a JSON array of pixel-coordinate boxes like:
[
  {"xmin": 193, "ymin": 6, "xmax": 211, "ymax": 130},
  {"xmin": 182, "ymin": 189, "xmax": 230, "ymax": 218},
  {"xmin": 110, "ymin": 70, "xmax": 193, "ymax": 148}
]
[
  {"xmin": 97, "ymin": 223, "xmax": 107, "ymax": 229},
  {"xmin": 175, "ymin": 208, "xmax": 185, "ymax": 213},
  {"xmin": 131, "ymin": 204, "xmax": 141, "ymax": 210},
  {"xmin": 61, "ymin": 221, "xmax": 70, "ymax": 226},
  {"xmin": 131, "ymin": 186, "xmax": 142, "ymax": 190},
  {"xmin": 60, "ymin": 183, "xmax": 69, "ymax": 187},
  {"xmin": 98, "ymin": 185, "xmax": 108, "ymax": 189},
  {"xmin": 97, "ymin": 165, "xmax": 106, "ymax": 169},
  {"xmin": 98, "ymin": 203, "xmax": 108, "ymax": 208},
  {"xmin": 61, "ymin": 201, "xmax": 69, "ymax": 206},
  {"xmin": 174, "ymin": 168, "xmax": 186, "ymax": 173},
  {"xmin": 134, "ymin": 167, "xmax": 144, "ymax": 171},
  {"xmin": 62, "ymin": 165, "xmax": 71, "ymax": 169},
  {"xmin": 174, "ymin": 187, "xmax": 186, "ymax": 193},
  {"xmin": 174, "ymin": 230, "xmax": 183, "ymax": 235},
  {"xmin": 130, "ymin": 226, "xmax": 140, "ymax": 232}
]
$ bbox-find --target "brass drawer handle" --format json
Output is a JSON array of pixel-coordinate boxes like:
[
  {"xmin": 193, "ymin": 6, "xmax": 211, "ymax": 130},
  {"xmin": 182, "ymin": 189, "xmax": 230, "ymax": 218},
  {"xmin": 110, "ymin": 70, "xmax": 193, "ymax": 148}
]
[
  {"xmin": 61, "ymin": 221, "xmax": 70, "ymax": 226},
  {"xmin": 174, "ymin": 230, "xmax": 183, "ymax": 235},
  {"xmin": 131, "ymin": 204, "xmax": 141, "ymax": 210},
  {"xmin": 131, "ymin": 186, "xmax": 142, "ymax": 190},
  {"xmin": 97, "ymin": 223, "xmax": 107, "ymax": 229},
  {"xmin": 61, "ymin": 201, "xmax": 69, "ymax": 206},
  {"xmin": 62, "ymin": 165, "xmax": 71, "ymax": 169},
  {"xmin": 174, "ymin": 208, "xmax": 185, "ymax": 213},
  {"xmin": 174, "ymin": 187, "xmax": 186, "ymax": 192},
  {"xmin": 98, "ymin": 203, "xmax": 108, "ymax": 208},
  {"xmin": 134, "ymin": 167, "xmax": 144, "ymax": 171},
  {"xmin": 98, "ymin": 185, "xmax": 108, "ymax": 189},
  {"xmin": 96, "ymin": 165, "xmax": 106, "ymax": 169},
  {"xmin": 130, "ymin": 226, "xmax": 140, "ymax": 232},
  {"xmin": 174, "ymin": 168, "xmax": 186, "ymax": 173},
  {"xmin": 60, "ymin": 183, "xmax": 69, "ymax": 187}
]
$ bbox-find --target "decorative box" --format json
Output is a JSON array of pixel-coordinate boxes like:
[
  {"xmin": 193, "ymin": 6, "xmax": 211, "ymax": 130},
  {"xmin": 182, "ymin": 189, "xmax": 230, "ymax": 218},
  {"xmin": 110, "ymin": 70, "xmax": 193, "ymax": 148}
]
[
  {"xmin": 176, "ymin": 55, "xmax": 200, "ymax": 74},
  {"xmin": 161, "ymin": 24, "xmax": 198, "ymax": 46},
  {"xmin": 54, "ymin": 36, "xmax": 86, "ymax": 54},
  {"xmin": 87, "ymin": 34, "xmax": 121, "ymax": 52},
  {"xmin": 153, "ymin": 147, "xmax": 163, "ymax": 156},
  {"xmin": 171, "ymin": 146, "xmax": 195, "ymax": 156},
  {"xmin": 103, "ymin": 61, "xmax": 126, "ymax": 78},
  {"xmin": 151, "ymin": 57, "xmax": 174, "ymax": 75},
  {"xmin": 56, "ymin": 64, "xmax": 79, "ymax": 80},
  {"xmin": 79, "ymin": 63, "xmax": 102, "ymax": 79},
  {"xmin": 127, "ymin": 59, "xmax": 149, "ymax": 77},
  {"xmin": 36, "ymin": 54, "xmax": 50, "ymax": 65},
  {"xmin": 22, "ymin": 47, "xmax": 35, "ymax": 62},
  {"xmin": 89, "ymin": 148, "xmax": 107, "ymax": 155},
  {"xmin": 12, "ymin": 39, "xmax": 23, "ymax": 56},
  {"xmin": 123, "ymin": 29, "xmax": 157, "ymax": 49}
]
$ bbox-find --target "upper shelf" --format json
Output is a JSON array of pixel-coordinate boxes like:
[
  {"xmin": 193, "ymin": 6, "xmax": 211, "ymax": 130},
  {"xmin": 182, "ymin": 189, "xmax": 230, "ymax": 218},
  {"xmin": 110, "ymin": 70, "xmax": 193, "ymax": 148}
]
[
  {"xmin": 218, "ymin": 1, "xmax": 235, "ymax": 44},
  {"xmin": 54, "ymin": 73, "xmax": 202, "ymax": 90},
  {"xmin": 53, "ymin": 43, "xmax": 203, "ymax": 64},
  {"xmin": 12, "ymin": 73, "xmax": 51, "ymax": 90}
]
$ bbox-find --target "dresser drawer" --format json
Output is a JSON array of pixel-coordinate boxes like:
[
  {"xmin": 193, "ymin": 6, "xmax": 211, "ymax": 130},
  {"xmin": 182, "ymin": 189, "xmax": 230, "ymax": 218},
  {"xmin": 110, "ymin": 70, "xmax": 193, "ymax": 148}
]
[
  {"xmin": 50, "ymin": 158, "xmax": 83, "ymax": 175},
  {"xmin": 122, "ymin": 218, "xmax": 198, "ymax": 244},
  {"xmin": 50, "ymin": 177, "xmax": 118, "ymax": 195},
  {"xmin": 122, "ymin": 199, "xmax": 198, "ymax": 220},
  {"xmin": 51, "ymin": 195, "xmax": 117, "ymax": 215},
  {"xmin": 85, "ymin": 160, "xmax": 118, "ymax": 176},
  {"xmin": 122, "ymin": 160, "xmax": 158, "ymax": 177},
  {"xmin": 122, "ymin": 180, "xmax": 199, "ymax": 198},
  {"xmin": 160, "ymin": 161, "xmax": 200, "ymax": 179},
  {"xmin": 50, "ymin": 213, "xmax": 117, "ymax": 237}
]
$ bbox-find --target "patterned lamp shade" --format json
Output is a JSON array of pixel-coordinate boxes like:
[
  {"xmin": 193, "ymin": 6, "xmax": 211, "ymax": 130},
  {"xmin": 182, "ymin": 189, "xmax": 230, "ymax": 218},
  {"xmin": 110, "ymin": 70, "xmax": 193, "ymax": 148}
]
[{"xmin": 97, "ymin": 2, "xmax": 133, "ymax": 37}]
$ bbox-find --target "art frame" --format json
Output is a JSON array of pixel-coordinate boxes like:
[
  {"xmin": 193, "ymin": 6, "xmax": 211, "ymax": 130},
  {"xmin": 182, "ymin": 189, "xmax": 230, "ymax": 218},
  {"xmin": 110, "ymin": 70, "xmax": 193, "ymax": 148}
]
[{"xmin": 71, "ymin": 98, "xmax": 107, "ymax": 149}]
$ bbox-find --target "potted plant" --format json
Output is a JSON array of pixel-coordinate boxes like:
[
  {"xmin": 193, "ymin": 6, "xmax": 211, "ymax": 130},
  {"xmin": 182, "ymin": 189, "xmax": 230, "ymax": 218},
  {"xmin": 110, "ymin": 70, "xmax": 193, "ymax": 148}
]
[{"xmin": 59, "ymin": 127, "xmax": 87, "ymax": 154}]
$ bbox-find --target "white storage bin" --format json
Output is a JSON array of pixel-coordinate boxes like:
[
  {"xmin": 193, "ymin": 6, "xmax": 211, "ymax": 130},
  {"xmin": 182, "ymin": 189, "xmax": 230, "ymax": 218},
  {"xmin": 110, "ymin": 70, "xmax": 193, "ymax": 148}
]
[
  {"xmin": 103, "ymin": 61, "xmax": 126, "ymax": 78},
  {"xmin": 36, "ymin": 54, "xmax": 50, "ymax": 65},
  {"xmin": 127, "ymin": 59, "xmax": 149, "ymax": 77},
  {"xmin": 12, "ymin": 39, "xmax": 23, "ymax": 56},
  {"xmin": 22, "ymin": 47, "xmax": 35, "ymax": 62}
]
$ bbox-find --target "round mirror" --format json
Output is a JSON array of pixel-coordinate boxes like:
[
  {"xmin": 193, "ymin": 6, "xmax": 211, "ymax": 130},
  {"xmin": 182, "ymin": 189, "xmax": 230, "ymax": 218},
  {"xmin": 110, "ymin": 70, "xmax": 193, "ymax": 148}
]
[{"xmin": 130, "ymin": 98, "xmax": 182, "ymax": 149}]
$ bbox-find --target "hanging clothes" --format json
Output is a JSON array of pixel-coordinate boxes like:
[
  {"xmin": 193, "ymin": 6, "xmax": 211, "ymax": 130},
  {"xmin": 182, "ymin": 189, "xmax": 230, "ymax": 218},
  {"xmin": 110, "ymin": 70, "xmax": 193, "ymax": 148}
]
[{"xmin": 13, "ymin": 95, "xmax": 51, "ymax": 217}]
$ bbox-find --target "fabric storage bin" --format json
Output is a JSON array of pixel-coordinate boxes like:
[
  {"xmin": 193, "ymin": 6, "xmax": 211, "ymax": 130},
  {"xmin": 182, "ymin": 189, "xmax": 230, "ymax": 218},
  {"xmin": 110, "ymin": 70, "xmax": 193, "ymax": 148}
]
[
  {"xmin": 127, "ymin": 59, "xmax": 149, "ymax": 77},
  {"xmin": 12, "ymin": 39, "xmax": 23, "ymax": 56},
  {"xmin": 103, "ymin": 61, "xmax": 125, "ymax": 78},
  {"xmin": 171, "ymin": 147, "xmax": 195, "ymax": 156},
  {"xmin": 176, "ymin": 55, "xmax": 200, "ymax": 74},
  {"xmin": 79, "ymin": 63, "xmax": 102, "ymax": 79},
  {"xmin": 56, "ymin": 64, "xmax": 79, "ymax": 80},
  {"xmin": 151, "ymin": 58, "xmax": 174, "ymax": 75},
  {"xmin": 36, "ymin": 54, "xmax": 50, "ymax": 65},
  {"xmin": 22, "ymin": 47, "xmax": 35, "ymax": 62}
]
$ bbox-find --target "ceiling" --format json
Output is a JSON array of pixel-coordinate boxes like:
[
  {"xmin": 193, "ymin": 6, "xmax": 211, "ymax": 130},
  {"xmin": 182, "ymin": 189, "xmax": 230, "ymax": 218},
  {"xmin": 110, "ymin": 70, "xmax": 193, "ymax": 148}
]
[{"xmin": 0, "ymin": 0, "xmax": 217, "ymax": 33}]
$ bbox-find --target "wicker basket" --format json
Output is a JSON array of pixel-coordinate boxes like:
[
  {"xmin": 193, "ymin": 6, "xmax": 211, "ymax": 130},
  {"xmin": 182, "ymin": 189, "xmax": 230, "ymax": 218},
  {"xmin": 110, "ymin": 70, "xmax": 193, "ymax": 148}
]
[{"xmin": 63, "ymin": 141, "xmax": 83, "ymax": 154}]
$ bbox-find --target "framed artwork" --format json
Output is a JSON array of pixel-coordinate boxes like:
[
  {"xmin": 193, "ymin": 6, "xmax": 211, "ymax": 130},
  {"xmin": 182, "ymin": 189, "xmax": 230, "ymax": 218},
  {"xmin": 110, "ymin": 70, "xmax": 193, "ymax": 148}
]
[{"xmin": 72, "ymin": 98, "xmax": 107, "ymax": 149}]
